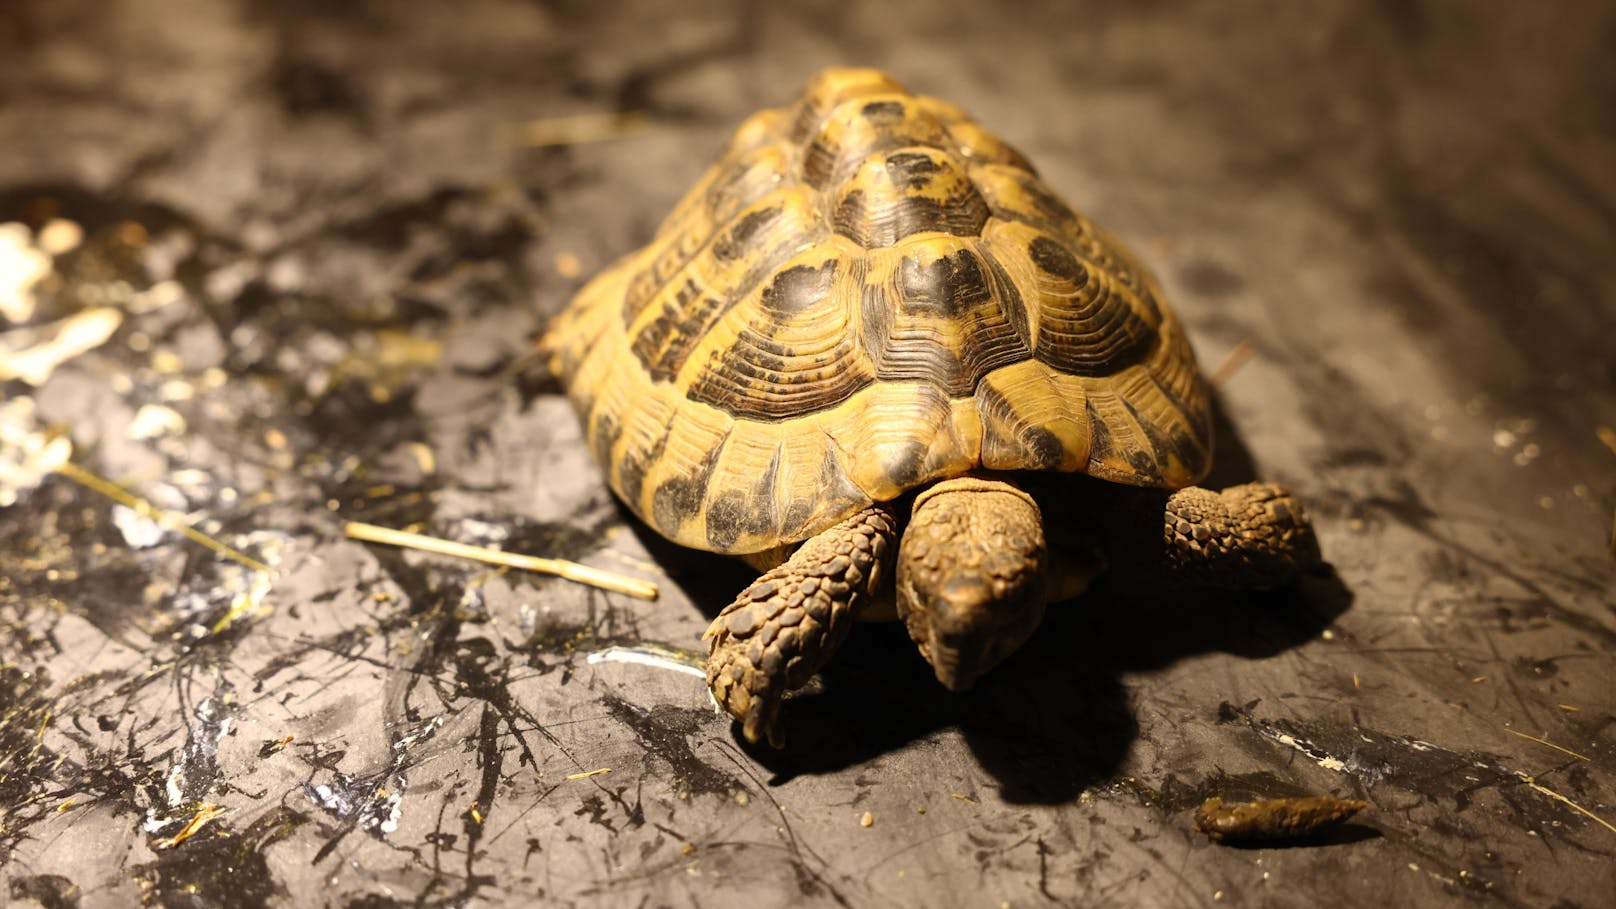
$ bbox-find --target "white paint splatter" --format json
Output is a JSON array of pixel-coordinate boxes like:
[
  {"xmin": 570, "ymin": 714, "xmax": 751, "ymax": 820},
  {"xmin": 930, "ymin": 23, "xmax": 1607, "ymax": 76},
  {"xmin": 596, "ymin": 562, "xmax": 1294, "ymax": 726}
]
[
  {"xmin": 0, "ymin": 222, "xmax": 51, "ymax": 323},
  {"xmin": 128, "ymin": 403, "xmax": 187, "ymax": 440},
  {"xmin": 0, "ymin": 307, "xmax": 124, "ymax": 384},
  {"xmin": 0, "ymin": 396, "xmax": 72, "ymax": 507},
  {"xmin": 586, "ymin": 645, "xmax": 707, "ymax": 679}
]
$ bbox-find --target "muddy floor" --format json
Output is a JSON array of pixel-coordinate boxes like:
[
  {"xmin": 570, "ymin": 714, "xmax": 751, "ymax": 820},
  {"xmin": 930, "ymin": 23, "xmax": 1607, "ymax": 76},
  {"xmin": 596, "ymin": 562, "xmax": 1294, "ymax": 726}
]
[{"xmin": 1, "ymin": 1, "xmax": 1613, "ymax": 906}]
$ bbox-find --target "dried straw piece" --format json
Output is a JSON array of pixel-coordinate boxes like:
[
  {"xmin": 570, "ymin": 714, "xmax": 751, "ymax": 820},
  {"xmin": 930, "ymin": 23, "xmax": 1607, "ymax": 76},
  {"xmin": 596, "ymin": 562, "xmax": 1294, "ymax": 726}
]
[
  {"xmin": 1208, "ymin": 339, "xmax": 1255, "ymax": 388},
  {"xmin": 56, "ymin": 461, "xmax": 272, "ymax": 574},
  {"xmin": 343, "ymin": 521, "xmax": 658, "ymax": 600},
  {"xmin": 509, "ymin": 111, "xmax": 649, "ymax": 148}
]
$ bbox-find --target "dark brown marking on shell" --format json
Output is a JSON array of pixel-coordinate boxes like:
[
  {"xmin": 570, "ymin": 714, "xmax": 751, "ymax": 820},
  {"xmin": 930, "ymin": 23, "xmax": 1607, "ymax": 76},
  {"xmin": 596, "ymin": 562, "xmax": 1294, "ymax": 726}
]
[
  {"xmin": 898, "ymin": 248, "xmax": 989, "ymax": 318},
  {"xmin": 760, "ymin": 261, "xmax": 837, "ymax": 315},
  {"xmin": 861, "ymin": 246, "xmax": 1030, "ymax": 395},
  {"xmin": 683, "ymin": 259, "xmax": 880, "ymax": 421},
  {"xmin": 712, "ymin": 205, "xmax": 783, "ymax": 262},
  {"xmin": 1123, "ymin": 396, "xmax": 1202, "ymax": 481},
  {"xmin": 626, "ymin": 150, "xmax": 782, "ymax": 312},
  {"xmin": 622, "ymin": 232, "xmax": 703, "ymax": 326},
  {"xmin": 791, "ymin": 447, "xmax": 867, "ymax": 539},
  {"xmin": 702, "ymin": 149, "xmax": 803, "ymax": 231},
  {"xmin": 651, "ymin": 444, "xmax": 726, "ymax": 540},
  {"xmin": 1118, "ymin": 398, "xmax": 1168, "ymax": 481},
  {"xmin": 977, "ymin": 381, "xmax": 1066, "ymax": 470},
  {"xmin": 802, "ymin": 96, "xmax": 953, "ymax": 190},
  {"xmin": 980, "ymin": 166, "xmax": 1083, "ymax": 236},
  {"xmin": 860, "ymin": 99, "xmax": 906, "ymax": 120},
  {"xmin": 1028, "ymin": 235, "xmax": 1085, "ymax": 283},
  {"xmin": 613, "ymin": 417, "xmax": 671, "ymax": 510},
  {"xmin": 831, "ymin": 149, "xmax": 991, "ymax": 248},
  {"xmin": 705, "ymin": 446, "xmax": 782, "ymax": 551},
  {"xmin": 631, "ymin": 279, "xmax": 724, "ymax": 383},
  {"xmin": 789, "ymin": 69, "xmax": 908, "ymax": 141},
  {"xmin": 1027, "ymin": 236, "xmax": 1157, "ymax": 377},
  {"xmin": 624, "ymin": 151, "xmax": 810, "ymax": 330},
  {"xmin": 1084, "ymin": 398, "xmax": 1117, "ymax": 469},
  {"xmin": 1084, "ymin": 394, "xmax": 1166, "ymax": 483},
  {"xmin": 684, "ymin": 340, "xmax": 874, "ymax": 421},
  {"xmin": 587, "ymin": 405, "xmax": 620, "ymax": 475},
  {"xmin": 881, "ymin": 439, "xmax": 929, "ymax": 488},
  {"xmin": 630, "ymin": 202, "xmax": 832, "ymax": 388},
  {"xmin": 991, "ymin": 176, "xmax": 1160, "ymax": 322}
]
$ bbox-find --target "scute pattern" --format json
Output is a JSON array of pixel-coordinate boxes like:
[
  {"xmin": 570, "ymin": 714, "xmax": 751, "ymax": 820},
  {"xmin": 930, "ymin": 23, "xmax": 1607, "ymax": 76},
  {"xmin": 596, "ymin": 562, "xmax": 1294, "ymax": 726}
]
[{"xmin": 545, "ymin": 67, "xmax": 1212, "ymax": 554}]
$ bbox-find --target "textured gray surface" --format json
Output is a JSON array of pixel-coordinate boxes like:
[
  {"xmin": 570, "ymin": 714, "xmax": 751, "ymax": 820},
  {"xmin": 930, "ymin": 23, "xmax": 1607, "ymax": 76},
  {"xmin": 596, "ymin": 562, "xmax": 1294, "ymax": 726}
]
[{"xmin": 1, "ymin": 1, "xmax": 1613, "ymax": 906}]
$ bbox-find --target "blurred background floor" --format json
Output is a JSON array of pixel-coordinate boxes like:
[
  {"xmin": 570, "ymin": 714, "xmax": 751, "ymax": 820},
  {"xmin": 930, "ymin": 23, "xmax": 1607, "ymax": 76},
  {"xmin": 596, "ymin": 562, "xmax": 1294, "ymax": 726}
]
[{"xmin": 1, "ymin": 1, "xmax": 1613, "ymax": 906}]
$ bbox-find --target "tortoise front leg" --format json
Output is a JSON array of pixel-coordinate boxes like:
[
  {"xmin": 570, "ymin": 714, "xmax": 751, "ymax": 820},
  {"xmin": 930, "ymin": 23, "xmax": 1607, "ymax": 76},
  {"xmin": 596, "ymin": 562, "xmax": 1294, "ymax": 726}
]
[
  {"xmin": 1162, "ymin": 482, "xmax": 1322, "ymax": 589},
  {"xmin": 703, "ymin": 505, "xmax": 898, "ymax": 747}
]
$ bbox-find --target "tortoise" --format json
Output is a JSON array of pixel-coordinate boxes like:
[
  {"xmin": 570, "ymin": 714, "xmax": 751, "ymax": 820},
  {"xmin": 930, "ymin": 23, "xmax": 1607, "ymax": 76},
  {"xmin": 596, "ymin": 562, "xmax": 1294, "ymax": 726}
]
[{"xmin": 543, "ymin": 68, "xmax": 1321, "ymax": 746}]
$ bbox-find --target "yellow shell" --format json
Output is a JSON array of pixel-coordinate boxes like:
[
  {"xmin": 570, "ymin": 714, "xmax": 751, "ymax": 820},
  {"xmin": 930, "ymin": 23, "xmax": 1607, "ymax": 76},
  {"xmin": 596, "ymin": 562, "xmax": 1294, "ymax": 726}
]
[{"xmin": 546, "ymin": 68, "xmax": 1211, "ymax": 555}]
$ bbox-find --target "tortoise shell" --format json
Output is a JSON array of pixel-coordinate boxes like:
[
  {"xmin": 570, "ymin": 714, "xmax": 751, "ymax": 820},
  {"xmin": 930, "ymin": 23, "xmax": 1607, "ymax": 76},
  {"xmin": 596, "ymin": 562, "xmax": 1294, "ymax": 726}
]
[{"xmin": 546, "ymin": 67, "xmax": 1212, "ymax": 555}]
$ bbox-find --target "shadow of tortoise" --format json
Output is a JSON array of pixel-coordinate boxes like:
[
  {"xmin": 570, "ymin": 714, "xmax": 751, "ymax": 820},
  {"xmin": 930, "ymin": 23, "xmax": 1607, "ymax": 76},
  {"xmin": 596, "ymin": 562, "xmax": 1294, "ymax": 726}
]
[{"xmin": 617, "ymin": 391, "xmax": 1353, "ymax": 805}]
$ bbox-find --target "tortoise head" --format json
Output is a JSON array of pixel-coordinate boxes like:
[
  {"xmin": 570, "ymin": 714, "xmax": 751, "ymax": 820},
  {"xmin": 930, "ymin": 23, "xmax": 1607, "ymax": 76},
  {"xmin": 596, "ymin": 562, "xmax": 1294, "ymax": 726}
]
[{"xmin": 895, "ymin": 477, "xmax": 1049, "ymax": 691}]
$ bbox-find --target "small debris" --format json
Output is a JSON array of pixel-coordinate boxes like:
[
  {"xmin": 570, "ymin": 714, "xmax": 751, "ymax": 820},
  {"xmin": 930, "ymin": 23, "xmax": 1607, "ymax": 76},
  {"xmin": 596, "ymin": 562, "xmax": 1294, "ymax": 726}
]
[
  {"xmin": 128, "ymin": 403, "xmax": 187, "ymax": 440},
  {"xmin": 555, "ymin": 252, "xmax": 583, "ymax": 279},
  {"xmin": 1194, "ymin": 795, "xmax": 1368, "ymax": 845},
  {"xmin": 951, "ymin": 793, "xmax": 977, "ymax": 804},
  {"xmin": 36, "ymin": 218, "xmax": 84, "ymax": 256},
  {"xmin": 1596, "ymin": 425, "xmax": 1616, "ymax": 458},
  {"xmin": 258, "ymin": 735, "xmax": 294, "ymax": 757},
  {"xmin": 680, "ymin": 842, "xmax": 697, "ymax": 856},
  {"xmin": 345, "ymin": 521, "xmax": 658, "ymax": 600},
  {"xmin": 407, "ymin": 441, "xmax": 436, "ymax": 475},
  {"xmin": 117, "ymin": 220, "xmax": 149, "ymax": 247},
  {"xmin": 859, "ymin": 811, "xmax": 874, "ymax": 828},
  {"xmin": 154, "ymin": 803, "xmax": 227, "ymax": 849},
  {"xmin": 566, "ymin": 768, "xmax": 612, "ymax": 780}
]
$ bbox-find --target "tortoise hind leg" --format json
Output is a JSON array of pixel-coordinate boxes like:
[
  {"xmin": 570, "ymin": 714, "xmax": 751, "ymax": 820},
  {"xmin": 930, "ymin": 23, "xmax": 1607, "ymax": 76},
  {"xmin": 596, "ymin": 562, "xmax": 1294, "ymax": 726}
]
[
  {"xmin": 1162, "ymin": 483, "xmax": 1321, "ymax": 589},
  {"xmin": 703, "ymin": 505, "xmax": 898, "ymax": 747}
]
